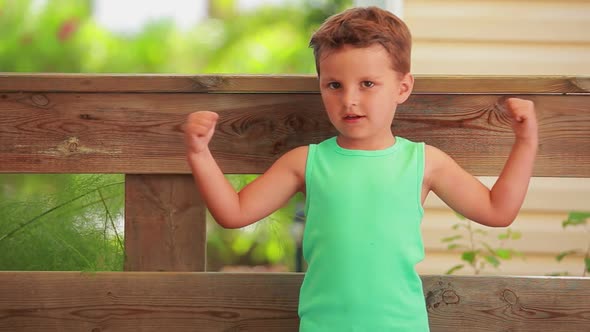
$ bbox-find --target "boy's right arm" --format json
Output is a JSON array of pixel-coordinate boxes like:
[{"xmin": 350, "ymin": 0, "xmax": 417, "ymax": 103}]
[{"xmin": 183, "ymin": 111, "xmax": 306, "ymax": 229}]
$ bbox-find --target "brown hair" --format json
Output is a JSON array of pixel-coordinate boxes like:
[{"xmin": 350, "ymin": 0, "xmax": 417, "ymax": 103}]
[{"xmin": 309, "ymin": 6, "xmax": 412, "ymax": 75}]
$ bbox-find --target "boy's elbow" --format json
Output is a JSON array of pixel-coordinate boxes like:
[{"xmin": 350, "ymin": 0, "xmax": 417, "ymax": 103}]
[
  {"xmin": 483, "ymin": 213, "xmax": 516, "ymax": 228},
  {"xmin": 215, "ymin": 216, "xmax": 251, "ymax": 229},
  {"xmin": 215, "ymin": 218, "xmax": 240, "ymax": 229},
  {"xmin": 488, "ymin": 217, "xmax": 515, "ymax": 228},
  {"xmin": 474, "ymin": 203, "xmax": 519, "ymax": 227},
  {"xmin": 218, "ymin": 222, "xmax": 245, "ymax": 229}
]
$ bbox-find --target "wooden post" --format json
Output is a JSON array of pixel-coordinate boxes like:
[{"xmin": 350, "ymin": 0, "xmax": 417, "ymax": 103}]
[{"xmin": 124, "ymin": 174, "xmax": 206, "ymax": 271}]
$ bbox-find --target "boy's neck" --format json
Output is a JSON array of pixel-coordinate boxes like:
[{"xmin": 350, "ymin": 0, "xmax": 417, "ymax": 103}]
[{"xmin": 336, "ymin": 134, "xmax": 396, "ymax": 150}]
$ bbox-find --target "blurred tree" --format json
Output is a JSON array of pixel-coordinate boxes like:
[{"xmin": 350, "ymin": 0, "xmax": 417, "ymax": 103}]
[
  {"xmin": 0, "ymin": 0, "xmax": 352, "ymax": 74},
  {"xmin": 0, "ymin": 0, "xmax": 92, "ymax": 72}
]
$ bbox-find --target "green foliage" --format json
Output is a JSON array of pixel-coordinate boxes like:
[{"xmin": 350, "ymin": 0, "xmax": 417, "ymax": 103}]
[
  {"xmin": 443, "ymin": 213, "xmax": 523, "ymax": 275},
  {"xmin": 0, "ymin": 174, "xmax": 124, "ymax": 271},
  {"xmin": 552, "ymin": 211, "xmax": 590, "ymax": 277},
  {"xmin": 207, "ymin": 175, "xmax": 305, "ymax": 271},
  {"xmin": 562, "ymin": 212, "xmax": 590, "ymax": 228}
]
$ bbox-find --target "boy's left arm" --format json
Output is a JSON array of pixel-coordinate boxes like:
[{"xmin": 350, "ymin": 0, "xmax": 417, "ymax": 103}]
[{"xmin": 426, "ymin": 97, "xmax": 538, "ymax": 227}]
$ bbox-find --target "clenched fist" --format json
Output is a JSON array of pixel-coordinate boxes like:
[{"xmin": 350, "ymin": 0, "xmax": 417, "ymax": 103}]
[
  {"xmin": 502, "ymin": 97, "xmax": 538, "ymax": 143},
  {"xmin": 184, "ymin": 111, "xmax": 219, "ymax": 154}
]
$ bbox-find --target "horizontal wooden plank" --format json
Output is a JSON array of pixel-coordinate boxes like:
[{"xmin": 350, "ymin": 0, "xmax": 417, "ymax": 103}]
[
  {"xmin": 0, "ymin": 74, "xmax": 318, "ymax": 94},
  {"xmin": 0, "ymin": 272, "xmax": 300, "ymax": 332},
  {"xmin": 0, "ymin": 74, "xmax": 588, "ymax": 93},
  {"xmin": 0, "ymin": 92, "xmax": 588, "ymax": 176},
  {"xmin": 423, "ymin": 275, "xmax": 590, "ymax": 331},
  {"xmin": 414, "ymin": 75, "xmax": 590, "ymax": 93},
  {"xmin": 0, "ymin": 272, "xmax": 588, "ymax": 331}
]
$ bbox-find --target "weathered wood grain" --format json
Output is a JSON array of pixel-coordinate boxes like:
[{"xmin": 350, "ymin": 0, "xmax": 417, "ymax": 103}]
[
  {"xmin": 413, "ymin": 75, "xmax": 590, "ymax": 94},
  {"xmin": 0, "ymin": 272, "xmax": 588, "ymax": 331},
  {"xmin": 124, "ymin": 175, "xmax": 206, "ymax": 272},
  {"xmin": 423, "ymin": 275, "xmax": 590, "ymax": 332},
  {"xmin": 0, "ymin": 74, "xmax": 588, "ymax": 93},
  {"xmin": 0, "ymin": 92, "xmax": 588, "ymax": 176},
  {"xmin": 0, "ymin": 74, "xmax": 317, "ymax": 94}
]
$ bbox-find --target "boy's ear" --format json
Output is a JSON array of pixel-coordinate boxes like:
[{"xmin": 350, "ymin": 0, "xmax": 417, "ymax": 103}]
[{"xmin": 396, "ymin": 73, "xmax": 414, "ymax": 104}]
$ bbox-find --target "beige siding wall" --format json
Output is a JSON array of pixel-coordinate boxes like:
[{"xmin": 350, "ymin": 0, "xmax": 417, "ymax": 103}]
[
  {"xmin": 404, "ymin": 0, "xmax": 590, "ymax": 75},
  {"xmin": 417, "ymin": 177, "xmax": 590, "ymax": 276},
  {"xmin": 404, "ymin": 0, "xmax": 590, "ymax": 276}
]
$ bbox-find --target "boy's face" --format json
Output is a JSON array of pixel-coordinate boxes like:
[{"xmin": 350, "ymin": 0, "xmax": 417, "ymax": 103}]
[{"xmin": 318, "ymin": 44, "xmax": 413, "ymax": 150}]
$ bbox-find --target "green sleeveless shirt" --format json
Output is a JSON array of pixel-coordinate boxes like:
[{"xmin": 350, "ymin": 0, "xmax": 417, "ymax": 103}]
[{"xmin": 299, "ymin": 136, "xmax": 429, "ymax": 331}]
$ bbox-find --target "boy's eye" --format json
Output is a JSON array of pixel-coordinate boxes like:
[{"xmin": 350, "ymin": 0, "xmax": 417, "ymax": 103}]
[
  {"xmin": 327, "ymin": 82, "xmax": 341, "ymax": 89},
  {"xmin": 361, "ymin": 81, "xmax": 375, "ymax": 88}
]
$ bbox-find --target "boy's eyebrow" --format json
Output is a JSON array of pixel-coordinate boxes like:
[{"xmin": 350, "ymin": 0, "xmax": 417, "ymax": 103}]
[
  {"xmin": 318, "ymin": 76, "xmax": 338, "ymax": 82},
  {"xmin": 320, "ymin": 73, "xmax": 386, "ymax": 79},
  {"xmin": 320, "ymin": 75, "xmax": 385, "ymax": 82},
  {"xmin": 361, "ymin": 75, "xmax": 384, "ymax": 80}
]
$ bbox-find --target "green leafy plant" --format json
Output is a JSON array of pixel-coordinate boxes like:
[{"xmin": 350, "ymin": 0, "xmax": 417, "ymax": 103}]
[
  {"xmin": 443, "ymin": 214, "xmax": 524, "ymax": 275},
  {"xmin": 551, "ymin": 212, "xmax": 590, "ymax": 277},
  {"xmin": 0, "ymin": 174, "xmax": 125, "ymax": 271}
]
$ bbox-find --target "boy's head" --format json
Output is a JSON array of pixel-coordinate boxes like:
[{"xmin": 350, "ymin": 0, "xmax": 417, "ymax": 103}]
[{"xmin": 309, "ymin": 6, "xmax": 412, "ymax": 76}]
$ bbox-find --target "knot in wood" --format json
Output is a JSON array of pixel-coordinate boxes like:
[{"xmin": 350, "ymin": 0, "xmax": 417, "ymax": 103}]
[
  {"xmin": 442, "ymin": 290, "xmax": 460, "ymax": 304},
  {"xmin": 209, "ymin": 310, "xmax": 240, "ymax": 319},
  {"xmin": 502, "ymin": 289, "xmax": 519, "ymax": 305},
  {"xmin": 31, "ymin": 94, "xmax": 49, "ymax": 106},
  {"xmin": 68, "ymin": 138, "xmax": 79, "ymax": 152},
  {"xmin": 194, "ymin": 76, "xmax": 224, "ymax": 90},
  {"xmin": 58, "ymin": 137, "xmax": 80, "ymax": 155},
  {"xmin": 286, "ymin": 113, "xmax": 305, "ymax": 130}
]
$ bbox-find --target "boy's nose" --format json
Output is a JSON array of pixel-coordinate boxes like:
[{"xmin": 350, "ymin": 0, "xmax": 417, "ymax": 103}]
[{"xmin": 341, "ymin": 88, "xmax": 359, "ymax": 107}]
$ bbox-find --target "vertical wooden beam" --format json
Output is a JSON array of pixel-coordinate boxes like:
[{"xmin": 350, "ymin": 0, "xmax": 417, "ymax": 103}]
[{"xmin": 124, "ymin": 175, "xmax": 206, "ymax": 271}]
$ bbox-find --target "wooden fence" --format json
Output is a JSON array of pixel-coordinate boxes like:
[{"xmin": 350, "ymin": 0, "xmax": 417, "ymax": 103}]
[{"xmin": 0, "ymin": 74, "xmax": 589, "ymax": 331}]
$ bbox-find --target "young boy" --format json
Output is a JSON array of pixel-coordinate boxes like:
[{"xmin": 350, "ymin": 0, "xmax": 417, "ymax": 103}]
[{"xmin": 184, "ymin": 6, "xmax": 537, "ymax": 332}]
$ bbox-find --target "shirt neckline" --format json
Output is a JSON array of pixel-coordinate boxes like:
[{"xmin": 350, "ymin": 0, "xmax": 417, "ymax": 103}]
[{"xmin": 328, "ymin": 136, "xmax": 403, "ymax": 156}]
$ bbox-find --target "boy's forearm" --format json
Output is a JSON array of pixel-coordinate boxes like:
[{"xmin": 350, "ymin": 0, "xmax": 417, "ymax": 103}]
[
  {"xmin": 490, "ymin": 138, "xmax": 538, "ymax": 225},
  {"xmin": 187, "ymin": 149, "xmax": 243, "ymax": 228}
]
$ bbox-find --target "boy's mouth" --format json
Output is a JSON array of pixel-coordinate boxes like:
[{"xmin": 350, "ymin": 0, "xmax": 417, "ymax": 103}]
[{"xmin": 343, "ymin": 114, "xmax": 365, "ymax": 120}]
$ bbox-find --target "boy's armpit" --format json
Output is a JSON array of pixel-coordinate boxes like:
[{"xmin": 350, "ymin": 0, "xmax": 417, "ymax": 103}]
[
  {"xmin": 422, "ymin": 144, "xmax": 450, "ymax": 196},
  {"xmin": 285, "ymin": 145, "xmax": 309, "ymax": 193}
]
